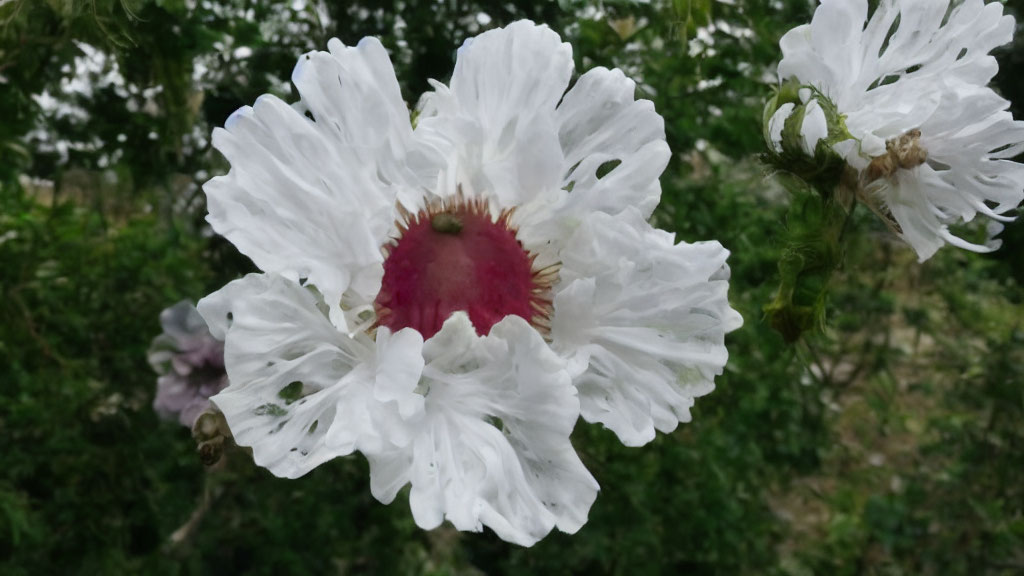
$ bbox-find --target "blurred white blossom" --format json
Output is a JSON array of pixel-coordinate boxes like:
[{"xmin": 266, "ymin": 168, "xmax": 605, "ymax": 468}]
[{"xmin": 774, "ymin": 0, "xmax": 1024, "ymax": 260}]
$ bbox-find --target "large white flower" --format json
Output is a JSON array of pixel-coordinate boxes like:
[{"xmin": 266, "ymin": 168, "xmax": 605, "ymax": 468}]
[
  {"xmin": 199, "ymin": 20, "xmax": 741, "ymax": 545},
  {"xmin": 775, "ymin": 0, "xmax": 1024, "ymax": 260}
]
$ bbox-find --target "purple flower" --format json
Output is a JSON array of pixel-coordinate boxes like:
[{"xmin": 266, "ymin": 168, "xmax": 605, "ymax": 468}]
[{"xmin": 148, "ymin": 301, "xmax": 228, "ymax": 427}]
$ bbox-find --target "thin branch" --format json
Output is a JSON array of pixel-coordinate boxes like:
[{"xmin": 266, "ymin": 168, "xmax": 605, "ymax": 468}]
[{"xmin": 10, "ymin": 289, "xmax": 67, "ymax": 367}]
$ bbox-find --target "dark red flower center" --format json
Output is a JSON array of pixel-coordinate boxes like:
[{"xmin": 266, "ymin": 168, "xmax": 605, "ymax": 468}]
[{"xmin": 374, "ymin": 196, "xmax": 554, "ymax": 339}]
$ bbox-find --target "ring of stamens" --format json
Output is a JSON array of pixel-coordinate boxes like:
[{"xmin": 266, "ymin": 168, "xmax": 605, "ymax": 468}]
[{"xmin": 374, "ymin": 191, "xmax": 557, "ymax": 340}]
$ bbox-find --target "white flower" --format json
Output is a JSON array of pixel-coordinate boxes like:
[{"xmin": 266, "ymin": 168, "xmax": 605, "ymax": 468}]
[
  {"xmin": 776, "ymin": 0, "xmax": 1024, "ymax": 260},
  {"xmin": 199, "ymin": 20, "xmax": 741, "ymax": 545}
]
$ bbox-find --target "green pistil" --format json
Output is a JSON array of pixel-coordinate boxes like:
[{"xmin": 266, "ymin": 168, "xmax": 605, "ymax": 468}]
[{"xmin": 431, "ymin": 212, "xmax": 464, "ymax": 235}]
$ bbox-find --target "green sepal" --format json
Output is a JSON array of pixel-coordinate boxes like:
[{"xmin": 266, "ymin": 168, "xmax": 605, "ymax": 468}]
[{"xmin": 764, "ymin": 173, "xmax": 852, "ymax": 343}]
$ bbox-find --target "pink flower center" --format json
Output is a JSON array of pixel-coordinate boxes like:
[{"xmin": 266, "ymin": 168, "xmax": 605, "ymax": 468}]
[{"xmin": 374, "ymin": 196, "xmax": 554, "ymax": 339}]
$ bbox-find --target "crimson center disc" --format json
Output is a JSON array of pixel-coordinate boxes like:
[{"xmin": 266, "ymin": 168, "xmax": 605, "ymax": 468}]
[{"xmin": 374, "ymin": 200, "xmax": 544, "ymax": 340}]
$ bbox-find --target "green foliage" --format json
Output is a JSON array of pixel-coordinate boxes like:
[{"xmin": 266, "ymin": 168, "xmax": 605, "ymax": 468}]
[
  {"xmin": 1, "ymin": 0, "xmax": 1022, "ymax": 574},
  {"xmin": 0, "ymin": 185, "xmax": 208, "ymax": 572},
  {"xmin": 781, "ymin": 242, "xmax": 1024, "ymax": 575}
]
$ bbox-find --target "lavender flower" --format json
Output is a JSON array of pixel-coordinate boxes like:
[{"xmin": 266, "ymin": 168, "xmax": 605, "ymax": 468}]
[{"xmin": 148, "ymin": 301, "xmax": 228, "ymax": 427}]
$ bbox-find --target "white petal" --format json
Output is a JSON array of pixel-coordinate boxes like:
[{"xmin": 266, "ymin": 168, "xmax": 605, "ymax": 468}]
[
  {"xmin": 517, "ymin": 66, "xmax": 670, "ymax": 253},
  {"xmin": 880, "ymin": 165, "xmax": 1007, "ymax": 262},
  {"xmin": 777, "ymin": 0, "xmax": 865, "ymax": 103},
  {"xmin": 862, "ymin": 83, "xmax": 1024, "ymax": 261},
  {"xmin": 450, "ymin": 21, "xmax": 571, "ymax": 131},
  {"xmin": 415, "ymin": 21, "xmax": 571, "ymax": 209},
  {"xmin": 198, "ymin": 274, "xmax": 423, "ymax": 478},
  {"xmin": 807, "ymin": 0, "xmax": 867, "ymax": 89},
  {"xmin": 832, "ymin": 138, "xmax": 869, "ymax": 170},
  {"xmin": 375, "ymin": 313, "xmax": 597, "ymax": 546},
  {"xmin": 876, "ymin": 0, "xmax": 1012, "ymax": 89},
  {"xmin": 205, "ymin": 38, "xmax": 433, "ymax": 330},
  {"xmin": 552, "ymin": 209, "xmax": 742, "ymax": 446},
  {"xmin": 871, "ymin": 174, "xmax": 947, "ymax": 262},
  {"xmin": 366, "ymin": 449, "xmax": 412, "ymax": 504},
  {"xmin": 777, "ymin": 24, "xmax": 820, "ymax": 85},
  {"xmin": 921, "ymin": 88, "xmax": 1024, "ymax": 217},
  {"xmin": 373, "ymin": 327, "xmax": 425, "ymax": 421},
  {"xmin": 801, "ymin": 99, "xmax": 828, "ymax": 155},
  {"xmin": 768, "ymin": 102, "xmax": 795, "ymax": 153},
  {"xmin": 481, "ymin": 317, "xmax": 599, "ymax": 535}
]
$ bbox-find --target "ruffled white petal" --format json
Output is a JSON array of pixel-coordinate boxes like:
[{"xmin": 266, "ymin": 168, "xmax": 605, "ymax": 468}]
[
  {"xmin": 872, "ymin": 74, "xmax": 1024, "ymax": 261},
  {"xmin": 198, "ymin": 273, "xmax": 424, "ymax": 479},
  {"xmin": 552, "ymin": 209, "xmax": 742, "ymax": 447},
  {"xmin": 372, "ymin": 327, "xmax": 425, "ymax": 420},
  {"xmin": 367, "ymin": 313, "xmax": 598, "ymax": 547},
  {"xmin": 416, "ymin": 21, "xmax": 572, "ymax": 209},
  {"xmin": 919, "ymin": 87, "xmax": 1024, "ymax": 214},
  {"xmin": 778, "ymin": 0, "xmax": 1015, "ymax": 150},
  {"xmin": 777, "ymin": 0, "xmax": 867, "ymax": 99},
  {"xmin": 415, "ymin": 23, "xmax": 669, "ymax": 267},
  {"xmin": 516, "ymin": 66, "xmax": 670, "ymax": 255},
  {"xmin": 779, "ymin": 0, "xmax": 1013, "ymax": 114},
  {"xmin": 205, "ymin": 38, "xmax": 437, "ymax": 330},
  {"xmin": 872, "ymin": 0, "xmax": 1012, "ymax": 90}
]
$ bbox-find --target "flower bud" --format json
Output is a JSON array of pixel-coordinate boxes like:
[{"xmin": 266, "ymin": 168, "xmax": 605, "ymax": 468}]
[{"xmin": 762, "ymin": 81, "xmax": 850, "ymax": 196}]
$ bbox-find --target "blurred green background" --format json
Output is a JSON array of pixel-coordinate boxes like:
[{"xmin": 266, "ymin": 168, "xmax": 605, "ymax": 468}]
[{"xmin": 2, "ymin": 0, "xmax": 1023, "ymax": 573}]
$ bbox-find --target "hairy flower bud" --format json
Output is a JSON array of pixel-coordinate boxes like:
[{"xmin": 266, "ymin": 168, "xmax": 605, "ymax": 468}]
[{"xmin": 763, "ymin": 81, "xmax": 850, "ymax": 196}]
